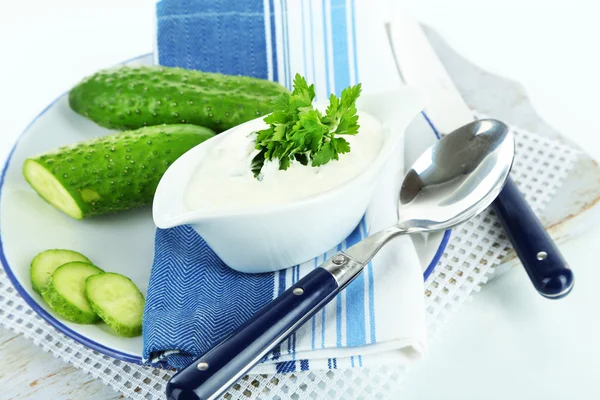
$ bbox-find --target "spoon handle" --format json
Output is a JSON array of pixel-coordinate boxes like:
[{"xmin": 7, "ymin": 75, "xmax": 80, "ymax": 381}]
[
  {"xmin": 165, "ymin": 254, "xmax": 365, "ymax": 400},
  {"xmin": 491, "ymin": 178, "xmax": 574, "ymax": 298}
]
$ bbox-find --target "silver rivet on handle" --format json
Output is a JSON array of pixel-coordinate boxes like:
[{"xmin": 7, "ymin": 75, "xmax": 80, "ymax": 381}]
[
  {"xmin": 332, "ymin": 254, "xmax": 346, "ymax": 265},
  {"xmin": 197, "ymin": 362, "xmax": 209, "ymax": 371}
]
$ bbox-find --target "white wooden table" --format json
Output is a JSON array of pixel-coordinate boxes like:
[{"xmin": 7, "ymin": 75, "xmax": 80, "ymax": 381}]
[
  {"xmin": 0, "ymin": 329, "xmax": 121, "ymax": 399},
  {"xmin": 2, "ymin": 1, "xmax": 600, "ymax": 399}
]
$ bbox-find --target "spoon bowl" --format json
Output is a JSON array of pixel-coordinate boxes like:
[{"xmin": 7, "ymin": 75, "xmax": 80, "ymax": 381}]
[
  {"xmin": 399, "ymin": 119, "xmax": 513, "ymax": 231},
  {"xmin": 344, "ymin": 118, "xmax": 513, "ymax": 265}
]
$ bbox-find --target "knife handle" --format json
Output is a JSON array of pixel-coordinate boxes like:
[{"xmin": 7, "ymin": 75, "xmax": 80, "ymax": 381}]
[
  {"xmin": 491, "ymin": 178, "xmax": 574, "ymax": 299},
  {"xmin": 165, "ymin": 266, "xmax": 341, "ymax": 400}
]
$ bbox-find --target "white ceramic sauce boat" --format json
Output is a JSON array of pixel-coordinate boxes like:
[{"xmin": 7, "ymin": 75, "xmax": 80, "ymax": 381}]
[{"xmin": 153, "ymin": 87, "xmax": 424, "ymax": 273}]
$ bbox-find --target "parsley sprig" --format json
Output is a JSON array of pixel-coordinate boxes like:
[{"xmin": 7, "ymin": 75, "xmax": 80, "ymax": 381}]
[{"xmin": 251, "ymin": 74, "xmax": 362, "ymax": 178}]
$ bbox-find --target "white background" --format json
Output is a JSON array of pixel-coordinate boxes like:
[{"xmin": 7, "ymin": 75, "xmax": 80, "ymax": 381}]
[{"xmin": 1, "ymin": 1, "xmax": 599, "ymax": 399}]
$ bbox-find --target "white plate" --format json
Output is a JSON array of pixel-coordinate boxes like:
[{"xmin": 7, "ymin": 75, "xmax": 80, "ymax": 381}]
[{"xmin": 0, "ymin": 54, "xmax": 450, "ymax": 364}]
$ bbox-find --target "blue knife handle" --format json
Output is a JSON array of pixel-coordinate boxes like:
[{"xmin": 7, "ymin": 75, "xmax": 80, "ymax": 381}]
[
  {"xmin": 166, "ymin": 267, "xmax": 340, "ymax": 400},
  {"xmin": 491, "ymin": 178, "xmax": 574, "ymax": 299}
]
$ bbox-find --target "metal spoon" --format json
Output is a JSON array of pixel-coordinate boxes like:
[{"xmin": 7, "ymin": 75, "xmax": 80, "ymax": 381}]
[{"xmin": 166, "ymin": 118, "xmax": 515, "ymax": 400}]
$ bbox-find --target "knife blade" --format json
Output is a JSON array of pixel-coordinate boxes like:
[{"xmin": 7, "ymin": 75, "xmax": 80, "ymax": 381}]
[{"xmin": 386, "ymin": 12, "xmax": 573, "ymax": 298}]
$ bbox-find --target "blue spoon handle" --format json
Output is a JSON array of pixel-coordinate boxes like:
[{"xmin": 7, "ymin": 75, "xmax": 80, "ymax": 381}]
[
  {"xmin": 166, "ymin": 266, "xmax": 341, "ymax": 400},
  {"xmin": 491, "ymin": 178, "xmax": 574, "ymax": 298}
]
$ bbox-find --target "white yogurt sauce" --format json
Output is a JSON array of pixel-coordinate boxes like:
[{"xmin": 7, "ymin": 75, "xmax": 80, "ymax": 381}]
[{"xmin": 184, "ymin": 110, "xmax": 384, "ymax": 211}]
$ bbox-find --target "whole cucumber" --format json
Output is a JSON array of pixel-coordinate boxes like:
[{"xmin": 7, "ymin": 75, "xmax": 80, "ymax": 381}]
[
  {"xmin": 23, "ymin": 124, "xmax": 214, "ymax": 219},
  {"xmin": 68, "ymin": 65, "xmax": 289, "ymax": 133}
]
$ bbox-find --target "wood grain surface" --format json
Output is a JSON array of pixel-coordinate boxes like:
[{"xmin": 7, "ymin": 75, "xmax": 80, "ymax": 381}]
[{"xmin": 0, "ymin": 328, "xmax": 122, "ymax": 400}]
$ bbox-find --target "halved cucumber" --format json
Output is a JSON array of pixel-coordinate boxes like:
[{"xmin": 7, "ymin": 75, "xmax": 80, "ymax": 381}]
[
  {"xmin": 22, "ymin": 124, "xmax": 215, "ymax": 220},
  {"xmin": 42, "ymin": 261, "xmax": 104, "ymax": 324},
  {"xmin": 30, "ymin": 249, "xmax": 91, "ymax": 294},
  {"xmin": 85, "ymin": 273, "xmax": 145, "ymax": 337},
  {"xmin": 23, "ymin": 160, "xmax": 83, "ymax": 219}
]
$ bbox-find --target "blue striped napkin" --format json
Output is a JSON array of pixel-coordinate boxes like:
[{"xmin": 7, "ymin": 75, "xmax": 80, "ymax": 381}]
[{"xmin": 144, "ymin": 0, "xmax": 429, "ymax": 373}]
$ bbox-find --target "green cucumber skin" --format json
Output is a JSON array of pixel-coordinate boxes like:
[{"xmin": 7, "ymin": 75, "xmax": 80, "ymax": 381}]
[
  {"xmin": 68, "ymin": 65, "xmax": 289, "ymax": 133},
  {"xmin": 42, "ymin": 280, "xmax": 99, "ymax": 324},
  {"xmin": 42, "ymin": 263, "xmax": 103, "ymax": 324},
  {"xmin": 88, "ymin": 301, "xmax": 142, "ymax": 337},
  {"xmin": 85, "ymin": 273, "xmax": 144, "ymax": 338},
  {"xmin": 24, "ymin": 124, "xmax": 214, "ymax": 219}
]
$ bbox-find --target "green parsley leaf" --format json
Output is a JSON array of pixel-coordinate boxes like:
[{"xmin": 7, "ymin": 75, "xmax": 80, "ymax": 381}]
[
  {"xmin": 332, "ymin": 137, "xmax": 351, "ymax": 154},
  {"xmin": 299, "ymin": 109, "xmax": 329, "ymax": 134},
  {"xmin": 279, "ymin": 156, "xmax": 291, "ymax": 171},
  {"xmin": 251, "ymin": 149, "xmax": 266, "ymax": 179},
  {"xmin": 335, "ymin": 106, "xmax": 360, "ymax": 135},
  {"xmin": 272, "ymin": 124, "xmax": 286, "ymax": 141},
  {"xmin": 251, "ymin": 73, "xmax": 362, "ymax": 178},
  {"xmin": 311, "ymin": 141, "xmax": 335, "ymax": 167},
  {"xmin": 269, "ymin": 92, "xmax": 288, "ymax": 111},
  {"xmin": 324, "ymin": 94, "xmax": 340, "ymax": 127}
]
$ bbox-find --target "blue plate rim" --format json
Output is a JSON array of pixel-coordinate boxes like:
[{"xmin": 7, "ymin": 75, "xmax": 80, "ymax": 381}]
[{"xmin": 0, "ymin": 53, "xmax": 450, "ymax": 365}]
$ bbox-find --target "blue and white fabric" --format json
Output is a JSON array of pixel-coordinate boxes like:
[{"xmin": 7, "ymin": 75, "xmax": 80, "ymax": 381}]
[{"xmin": 144, "ymin": 0, "xmax": 428, "ymax": 373}]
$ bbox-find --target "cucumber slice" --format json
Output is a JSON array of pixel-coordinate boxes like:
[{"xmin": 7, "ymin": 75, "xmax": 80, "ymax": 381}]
[
  {"xmin": 42, "ymin": 261, "xmax": 104, "ymax": 324},
  {"xmin": 30, "ymin": 249, "xmax": 91, "ymax": 294},
  {"xmin": 85, "ymin": 273, "xmax": 145, "ymax": 337}
]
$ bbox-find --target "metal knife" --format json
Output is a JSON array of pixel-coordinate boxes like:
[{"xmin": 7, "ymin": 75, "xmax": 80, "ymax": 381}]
[{"xmin": 386, "ymin": 12, "xmax": 574, "ymax": 298}]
